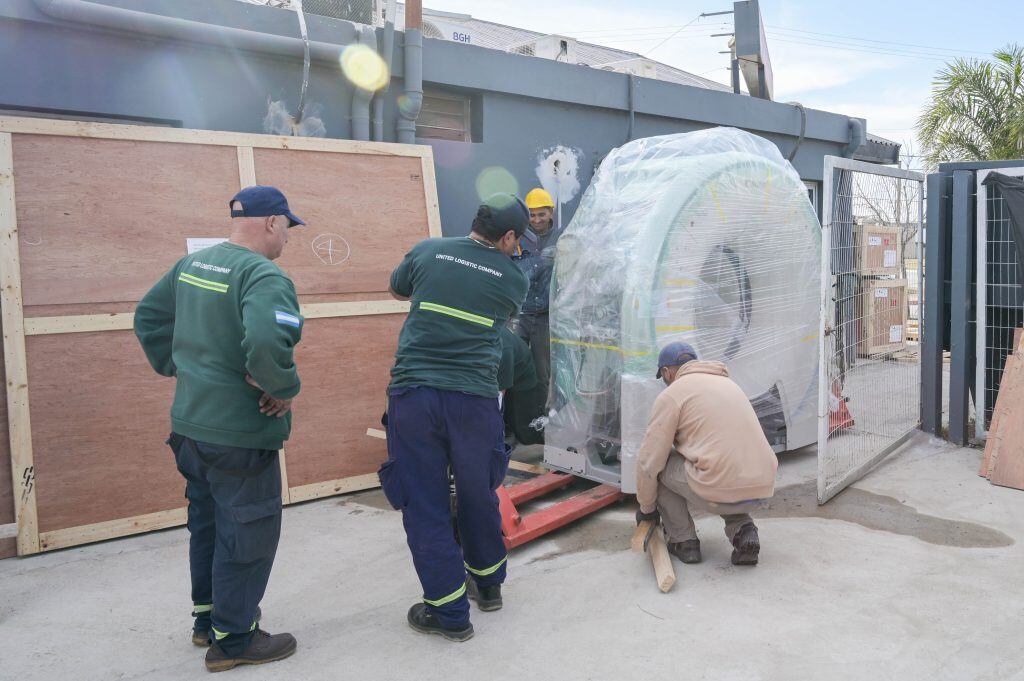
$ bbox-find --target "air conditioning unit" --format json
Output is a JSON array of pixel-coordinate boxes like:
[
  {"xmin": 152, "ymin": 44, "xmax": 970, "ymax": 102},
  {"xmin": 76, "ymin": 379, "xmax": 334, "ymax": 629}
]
[
  {"xmin": 508, "ymin": 35, "xmax": 578, "ymax": 63},
  {"xmin": 598, "ymin": 57, "xmax": 658, "ymax": 79}
]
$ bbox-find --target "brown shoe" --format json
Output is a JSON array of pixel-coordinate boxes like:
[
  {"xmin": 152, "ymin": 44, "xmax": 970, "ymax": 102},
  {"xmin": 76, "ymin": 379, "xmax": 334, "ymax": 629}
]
[
  {"xmin": 204, "ymin": 629, "xmax": 297, "ymax": 672},
  {"xmin": 731, "ymin": 523, "xmax": 760, "ymax": 566},
  {"xmin": 667, "ymin": 539, "xmax": 702, "ymax": 564}
]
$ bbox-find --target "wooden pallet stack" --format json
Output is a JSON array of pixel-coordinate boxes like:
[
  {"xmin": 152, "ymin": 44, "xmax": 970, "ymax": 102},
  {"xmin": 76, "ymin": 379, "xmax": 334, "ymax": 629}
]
[
  {"xmin": 980, "ymin": 329, "xmax": 1024, "ymax": 491},
  {"xmin": 0, "ymin": 117, "xmax": 442, "ymax": 558}
]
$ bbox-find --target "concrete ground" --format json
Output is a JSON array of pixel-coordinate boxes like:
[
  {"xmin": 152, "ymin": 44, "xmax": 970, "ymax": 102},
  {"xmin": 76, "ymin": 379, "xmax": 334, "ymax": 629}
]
[{"xmin": 2, "ymin": 435, "xmax": 1023, "ymax": 681}]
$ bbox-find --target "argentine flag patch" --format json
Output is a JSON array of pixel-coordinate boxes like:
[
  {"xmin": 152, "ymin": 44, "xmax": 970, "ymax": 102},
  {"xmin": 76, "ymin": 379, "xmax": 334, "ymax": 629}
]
[{"xmin": 275, "ymin": 310, "xmax": 302, "ymax": 328}]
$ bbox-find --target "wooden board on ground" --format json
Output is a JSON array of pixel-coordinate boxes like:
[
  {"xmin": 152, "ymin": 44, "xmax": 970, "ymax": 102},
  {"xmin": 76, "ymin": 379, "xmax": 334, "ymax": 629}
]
[
  {"xmin": 0, "ymin": 116, "xmax": 441, "ymax": 556},
  {"xmin": 985, "ymin": 335, "xmax": 1024, "ymax": 489},
  {"xmin": 630, "ymin": 520, "xmax": 676, "ymax": 593}
]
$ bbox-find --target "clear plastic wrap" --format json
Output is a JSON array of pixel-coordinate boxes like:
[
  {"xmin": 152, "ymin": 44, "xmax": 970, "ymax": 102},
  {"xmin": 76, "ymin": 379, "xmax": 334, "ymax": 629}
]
[{"xmin": 544, "ymin": 127, "xmax": 821, "ymax": 492}]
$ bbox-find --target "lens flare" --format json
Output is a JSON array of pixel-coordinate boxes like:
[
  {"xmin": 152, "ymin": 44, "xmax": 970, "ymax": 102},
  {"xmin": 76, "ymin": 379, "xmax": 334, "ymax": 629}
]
[
  {"xmin": 340, "ymin": 44, "xmax": 389, "ymax": 91},
  {"xmin": 475, "ymin": 167, "xmax": 519, "ymax": 203}
]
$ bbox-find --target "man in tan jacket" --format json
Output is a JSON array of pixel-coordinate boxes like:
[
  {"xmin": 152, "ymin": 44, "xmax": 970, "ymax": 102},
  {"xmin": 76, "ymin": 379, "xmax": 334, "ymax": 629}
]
[{"xmin": 634, "ymin": 342, "xmax": 778, "ymax": 566}]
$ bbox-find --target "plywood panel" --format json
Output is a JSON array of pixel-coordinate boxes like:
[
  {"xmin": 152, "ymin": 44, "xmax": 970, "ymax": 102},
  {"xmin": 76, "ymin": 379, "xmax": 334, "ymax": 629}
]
[
  {"xmin": 13, "ymin": 135, "xmax": 239, "ymax": 307},
  {"xmin": 254, "ymin": 148, "xmax": 429, "ymax": 296},
  {"xmin": 26, "ymin": 331, "xmax": 181, "ymax": 533},
  {"xmin": 285, "ymin": 315, "xmax": 403, "ymax": 487}
]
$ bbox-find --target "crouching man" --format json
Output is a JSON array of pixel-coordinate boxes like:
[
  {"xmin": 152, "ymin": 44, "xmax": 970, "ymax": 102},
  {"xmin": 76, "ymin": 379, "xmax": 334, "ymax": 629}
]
[{"xmin": 634, "ymin": 342, "xmax": 778, "ymax": 566}]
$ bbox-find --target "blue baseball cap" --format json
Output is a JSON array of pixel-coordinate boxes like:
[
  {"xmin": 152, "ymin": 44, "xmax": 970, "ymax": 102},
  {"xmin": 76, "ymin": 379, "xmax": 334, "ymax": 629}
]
[
  {"xmin": 229, "ymin": 185, "xmax": 305, "ymax": 227},
  {"xmin": 656, "ymin": 342, "xmax": 698, "ymax": 378}
]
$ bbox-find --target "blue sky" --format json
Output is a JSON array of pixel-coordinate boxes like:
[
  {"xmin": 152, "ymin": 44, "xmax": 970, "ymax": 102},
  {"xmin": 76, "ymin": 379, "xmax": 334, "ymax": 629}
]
[{"xmin": 426, "ymin": 0, "xmax": 1024, "ymax": 168}]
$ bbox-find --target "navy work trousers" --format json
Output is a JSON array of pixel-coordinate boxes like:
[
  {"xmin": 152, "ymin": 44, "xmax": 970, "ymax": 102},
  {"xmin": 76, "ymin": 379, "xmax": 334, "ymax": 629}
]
[
  {"xmin": 381, "ymin": 387, "xmax": 510, "ymax": 629},
  {"xmin": 169, "ymin": 433, "xmax": 282, "ymax": 656}
]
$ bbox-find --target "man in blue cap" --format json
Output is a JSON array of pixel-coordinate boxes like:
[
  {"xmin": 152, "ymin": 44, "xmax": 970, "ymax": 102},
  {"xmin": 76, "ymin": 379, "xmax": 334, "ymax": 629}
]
[
  {"xmin": 135, "ymin": 186, "xmax": 305, "ymax": 672},
  {"xmin": 381, "ymin": 193, "xmax": 529, "ymax": 642},
  {"xmin": 634, "ymin": 342, "xmax": 778, "ymax": 566}
]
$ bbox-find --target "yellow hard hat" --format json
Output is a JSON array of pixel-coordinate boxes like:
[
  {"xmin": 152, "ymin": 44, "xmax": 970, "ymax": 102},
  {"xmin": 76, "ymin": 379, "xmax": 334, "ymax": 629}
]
[{"xmin": 525, "ymin": 188, "xmax": 555, "ymax": 210}]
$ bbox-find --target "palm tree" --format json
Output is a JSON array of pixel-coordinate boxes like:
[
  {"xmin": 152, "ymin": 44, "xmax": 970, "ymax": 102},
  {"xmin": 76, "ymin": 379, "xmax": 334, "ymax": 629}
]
[{"xmin": 917, "ymin": 44, "xmax": 1024, "ymax": 169}]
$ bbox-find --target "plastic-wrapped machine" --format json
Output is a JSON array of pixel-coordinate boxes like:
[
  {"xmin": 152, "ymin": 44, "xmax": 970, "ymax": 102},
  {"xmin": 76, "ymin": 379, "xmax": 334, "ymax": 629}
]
[{"xmin": 544, "ymin": 127, "xmax": 821, "ymax": 493}]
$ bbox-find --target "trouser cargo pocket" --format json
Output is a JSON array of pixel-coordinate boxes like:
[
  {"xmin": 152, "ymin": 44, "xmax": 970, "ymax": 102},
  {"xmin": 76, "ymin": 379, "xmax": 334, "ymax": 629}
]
[
  {"xmin": 489, "ymin": 443, "xmax": 512, "ymax": 490},
  {"xmin": 378, "ymin": 459, "xmax": 407, "ymax": 510},
  {"xmin": 229, "ymin": 496, "xmax": 282, "ymax": 563}
]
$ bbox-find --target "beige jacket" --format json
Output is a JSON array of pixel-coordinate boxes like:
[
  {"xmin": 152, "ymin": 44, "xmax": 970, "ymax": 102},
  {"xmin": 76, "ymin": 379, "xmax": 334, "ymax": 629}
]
[{"xmin": 635, "ymin": 361, "xmax": 778, "ymax": 513}]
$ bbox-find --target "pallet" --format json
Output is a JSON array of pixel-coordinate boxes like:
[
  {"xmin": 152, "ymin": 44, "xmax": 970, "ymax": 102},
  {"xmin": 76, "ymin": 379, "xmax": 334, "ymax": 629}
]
[{"xmin": 0, "ymin": 116, "xmax": 442, "ymax": 556}]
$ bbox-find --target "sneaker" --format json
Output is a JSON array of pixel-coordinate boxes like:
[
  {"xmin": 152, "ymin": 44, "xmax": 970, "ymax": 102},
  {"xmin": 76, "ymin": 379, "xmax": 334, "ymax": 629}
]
[
  {"xmin": 731, "ymin": 523, "xmax": 760, "ymax": 566},
  {"xmin": 204, "ymin": 629, "xmax": 297, "ymax": 672},
  {"xmin": 192, "ymin": 606, "xmax": 261, "ymax": 648},
  {"xmin": 406, "ymin": 603, "xmax": 474, "ymax": 642},
  {"xmin": 667, "ymin": 539, "xmax": 702, "ymax": 564},
  {"xmin": 465, "ymin": 577, "xmax": 503, "ymax": 611}
]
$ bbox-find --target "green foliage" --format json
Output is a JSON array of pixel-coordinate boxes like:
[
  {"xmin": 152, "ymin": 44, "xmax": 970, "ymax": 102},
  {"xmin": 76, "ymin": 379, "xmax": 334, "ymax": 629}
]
[{"xmin": 917, "ymin": 44, "xmax": 1024, "ymax": 169}]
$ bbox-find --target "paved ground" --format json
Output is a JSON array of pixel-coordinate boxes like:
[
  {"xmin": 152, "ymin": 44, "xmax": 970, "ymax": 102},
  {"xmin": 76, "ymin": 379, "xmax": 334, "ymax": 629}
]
[{"xmin": 2, "ymin": 434, "xmax": 1023, "ymax": 681}]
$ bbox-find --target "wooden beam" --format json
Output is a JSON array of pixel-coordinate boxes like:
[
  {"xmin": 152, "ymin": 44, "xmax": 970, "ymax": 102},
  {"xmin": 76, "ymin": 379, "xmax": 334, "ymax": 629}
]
[
  {"xmin": 279, "ymin": 448, "xmax": 292, "ymax": 504},
  {"xmin": 0, "ymin": 117, "xmax": 432, "ymax": 158},
  {"xmin": 287, "ymin": 472, "xmax": 380, "ymax": 504},
  {"xmin": 508, "ymin": 460, "xmax": 548, "ymax": 475},
  {"xmin": 23, "ymin": 300, "xmax": 410, "ymax": 336},
  {"xmin": 237, "ymin": 146, "xmax": 257, "ymax": 187},
  {"xmin": 0, "ymin": 133, "xmax": 40, "ymax": 555},
  {"xmin": 420, "ymin": 153, "xmax": 443, "ymax": 238},
  {"xmin": 648, "ymin": 528, "xmax": 677, "ymax": 593},
  {"xmin": 366, "ymin": 428, "xmax": 387, "ymax": 440},
  {"xmin": 38, "ymin": 507, "xmax": 187, "ymax": 552}
]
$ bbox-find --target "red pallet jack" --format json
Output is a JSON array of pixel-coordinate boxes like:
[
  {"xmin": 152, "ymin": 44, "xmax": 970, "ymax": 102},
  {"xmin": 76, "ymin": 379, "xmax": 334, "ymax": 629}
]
[{"xmin": 496, "ymin": 470, "xmax": 625, "ymax": 549}]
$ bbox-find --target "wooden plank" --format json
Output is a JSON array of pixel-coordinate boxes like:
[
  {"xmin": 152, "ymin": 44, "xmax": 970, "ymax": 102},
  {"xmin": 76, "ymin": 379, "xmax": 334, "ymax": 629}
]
[
  {"xmin": 420, "ymin": 153, "xmax": 443, "ymax": 238},
  {"xmin": 284, "ymin": 315, "xmax": 401, "ymax": 488},
  {"xmin": 981, "ymin": 353, "xmax": 1019, "ymax": 477},
  {"xmin": 987, "ymin": 335, "xmax": 1024, "ymax": 489},
  {"xmin": 38, "ymin": 507, "xmax": 187, "ymax": 552},
  {"xmin": 0, "ymin": 117, "xmax": 431, "ymax": 158},
  {"xmin": 13, "ymin": 134, "xmax": 240, "ymax": 307},
  {"xmin": 508, "ymin": 460, "xmax": 548, "ymax": 475},
  {"xmin": 22, "ymin": 301, "xmax": 409, "ymax": 336},
  {"xmin": 237, "ymin": 146, "xmax": 257, "ymax": 187},
  {"xmin": 366, "ymin": 428, "xmax": 386, "ymax": 440},
  {"xmin": 287, "ymin": 473, "xmax": 380, "ymax": 504},
  {"xmin": 0, "ymin": 133, "xmax": 40, "ymax": 555},
  {"xmin": 648, "ymin": 528, "xmax": 677, "ymax": 593},
  {"xmin": 0, "ymin": 341, "xmax": 14, "ymax": 560},
  {"xmin": 631, "ymin": 520, "xmax": 652, "ymax": 553},
  {"xmin": 26, "ymin": 331, "xmax": 181, "ymax": 533},
  {"xmin": 279, "ymin": 448, "xmax": 291, "ymax": 505}
]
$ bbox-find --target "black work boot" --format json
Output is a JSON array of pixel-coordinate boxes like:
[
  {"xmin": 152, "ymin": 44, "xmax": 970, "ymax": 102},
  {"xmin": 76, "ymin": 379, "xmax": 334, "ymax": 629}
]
[
  {"xmin": 731, "ymin": 523, "xmax": 760, "ymax": 566},
  {"xmin": 204, "ymin": 628, "xmax": 297, "ymax": 672},
  {"xmin": 667, "ymin": 539, "xmax": 702, "ymax": 564},
  {"xmin": 192, "ymin": 606, "xmax": 261, "ymax": 647},
  {"xmin": 465, "ymin": 576, "xmax": 503, "ymax": 611},
  {"xmin": 407, "ymin": 603, "xmax": 474, "ymax": 642}
]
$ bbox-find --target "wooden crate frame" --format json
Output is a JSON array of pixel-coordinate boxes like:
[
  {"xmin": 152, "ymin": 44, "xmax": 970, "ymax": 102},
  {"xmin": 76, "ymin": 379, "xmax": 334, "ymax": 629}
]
[
  {"xmin": 0, "ymin": 117, "xmax": 441, "ymax": 556},
  {"xmin": 858, "ymin": 278, "xmax": 909, "ymax": 357},
  {"xmin": 854, "ymin": 223, "xmax": 903, "ymax": 277}
]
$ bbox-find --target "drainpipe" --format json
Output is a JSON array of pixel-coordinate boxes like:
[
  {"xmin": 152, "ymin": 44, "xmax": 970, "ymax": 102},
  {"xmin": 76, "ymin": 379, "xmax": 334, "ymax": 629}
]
[
  {"xmin": 625, "ymin": 74, "xmax": 636, "ymax": 143},
  {"xmin": 371, "ymin": 0, "xmax": 396, "ymax": 142},
  {"xmin": 396, "ymin": 0, "xmax": 423, "ymax": 144},
  {"xmin": 350, "ymin": 24, "xmax": 376, "ymax": 141},
  {"xmin": 31, "ymin": 0, "xmax": 352, "ymax": 64},
  {"xmin": 843, "ymin": 118, "xmax": 866, "ymax": 158}
]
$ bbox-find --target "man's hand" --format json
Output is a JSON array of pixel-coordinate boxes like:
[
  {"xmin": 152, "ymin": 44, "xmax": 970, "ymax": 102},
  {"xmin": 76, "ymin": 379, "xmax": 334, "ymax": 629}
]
[
  {"xmin": 636, "ymin": 508, "xmax": 661, "ymax": 526},
  {"xmin": 246, "ymin": 374, "xmax": 293, "ymax": 418}
]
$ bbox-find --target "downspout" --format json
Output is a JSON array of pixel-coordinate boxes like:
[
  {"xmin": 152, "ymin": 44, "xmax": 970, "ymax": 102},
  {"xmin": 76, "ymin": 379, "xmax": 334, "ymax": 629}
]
[
  {"xmin": 371, "ymin": 0, "xmax": 396, "ymax": 142},
  {"xmin": 350, "ymin": 24, "xmax": 376, "ymax": 141},
  {"xmin": 625, "ymin": 74, "xmax": 636, "ymax": 143},
  {"xmin": 396, "ymin": 0, "xmax": 423, "ymax": 144},
  {"xmin": 31, "ymin": 0, "xmax": 350, "ymax": 65},
  {"xmin": 843, "ymin": 118, "xmax": 866, "ymax": 158}
]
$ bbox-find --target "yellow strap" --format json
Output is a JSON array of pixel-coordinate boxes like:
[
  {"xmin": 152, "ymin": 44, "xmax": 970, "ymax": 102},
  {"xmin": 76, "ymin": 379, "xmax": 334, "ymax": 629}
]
[
  {"xmin": 192, "ymin": 604, "xmax": 212, "ymax": 614},
  {"xmin": 420, "ymin": 301, "xmax": 493, "ymax": 327},
  {"xmin": 464, "ymin": 555, "xmax": 507, "ymax": 577},
  {"xmin": 423, "ymin": 583, "xmax": 467, "ymax": 607},
  {"xmin": 550, "ymin": 337, "xmax": 650, "ymax": 357}
]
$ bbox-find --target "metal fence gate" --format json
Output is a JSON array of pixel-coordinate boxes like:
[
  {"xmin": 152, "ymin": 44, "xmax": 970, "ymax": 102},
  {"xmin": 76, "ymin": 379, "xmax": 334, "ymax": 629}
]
[{"xmin": 818, "ymin": 157, "xmax": 925, "ymax": 503}]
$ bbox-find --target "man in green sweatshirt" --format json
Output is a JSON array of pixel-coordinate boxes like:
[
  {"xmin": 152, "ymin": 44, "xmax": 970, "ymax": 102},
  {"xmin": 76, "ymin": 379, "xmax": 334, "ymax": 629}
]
[{"xmin": 134, "ymin": 185, "xmax": 304, "ymax": 673}]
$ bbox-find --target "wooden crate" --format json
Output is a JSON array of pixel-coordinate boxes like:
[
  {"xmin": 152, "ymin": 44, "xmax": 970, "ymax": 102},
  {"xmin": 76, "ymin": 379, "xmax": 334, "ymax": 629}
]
[
  {"xmin": 858, "ymin": 279, "xmax": 908, "ymax": 356},
  {"xmin": 854, "ymin": 224, "xmax": 902, "ymax": 276},
  {"xmin": 0, "ymin": 117, "xmax": 441, "ymax": 556}
]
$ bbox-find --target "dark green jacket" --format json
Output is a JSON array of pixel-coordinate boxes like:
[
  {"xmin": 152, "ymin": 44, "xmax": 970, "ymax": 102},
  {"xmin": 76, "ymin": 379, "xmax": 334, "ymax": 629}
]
[{"xmin": 134, "ymin": 242, "xmax": 302, "ymax": 450}]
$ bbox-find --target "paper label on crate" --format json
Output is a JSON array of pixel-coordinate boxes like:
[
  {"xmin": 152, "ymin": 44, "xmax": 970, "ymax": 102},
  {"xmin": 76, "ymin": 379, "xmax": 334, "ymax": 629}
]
[
  {"xmin": 883, "ymin": 249, "xmax": 898, "ymax": 268},
  {"xmin": 187, "ymin": 237, "xmax": 228, "ymax": 254},
  {"xmin": 890, "ymin": 324, "xmax": 903, "ymax": 343},
  {"xmin": 868, "ymin": 236, "xmax": 882, "ymax": 246},
  {"xmin": 875, "ymin": 288, "xmax": 889, "ymax": 298}
]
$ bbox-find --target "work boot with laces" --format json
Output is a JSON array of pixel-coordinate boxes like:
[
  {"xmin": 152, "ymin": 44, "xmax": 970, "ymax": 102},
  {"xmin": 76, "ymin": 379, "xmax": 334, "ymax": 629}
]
[
  {"xmin": 204, "ymin": 628, "xmax": 296, "ymax": 672},
  {"xmin": 407, "ymin": 603, "xmax": 474, "ymax": 642},
  {"xmin": 667, "ymin": 539, "xmax": 702, "ymax": 564},
  {"xmin": 731, "ymin": 523, "xmax": 760, "ymax": 566},
  {"xmin": 465, "ymin": 576, "xmax": 503, "ymax": 611}
]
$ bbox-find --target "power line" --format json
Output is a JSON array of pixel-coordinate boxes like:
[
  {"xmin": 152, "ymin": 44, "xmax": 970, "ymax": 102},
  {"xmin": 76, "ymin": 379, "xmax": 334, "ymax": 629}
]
[
  {"xmin": 646, "ymin": 15, "xmax": 705, "ymax": 56},
  {"xmin": 764, "ymin": 24, "xmax": 990, "ymax": 56}
]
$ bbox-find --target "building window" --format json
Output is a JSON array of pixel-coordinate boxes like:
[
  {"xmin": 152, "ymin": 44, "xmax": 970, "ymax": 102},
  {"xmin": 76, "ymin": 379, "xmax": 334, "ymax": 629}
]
[
  {"xmin": 416, "ymin": 91, "xmax": 472, "ymax": 142},
  {"xmin": 804, "ymin": 180, "xmax": 819, "ymax": 215}
]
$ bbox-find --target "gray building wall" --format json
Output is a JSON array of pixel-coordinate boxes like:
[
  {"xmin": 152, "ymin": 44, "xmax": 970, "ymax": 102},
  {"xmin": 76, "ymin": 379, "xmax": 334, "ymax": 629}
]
[{"xmin": 0, "ymin": 0, "xmax": 880, "ymax": 235}]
